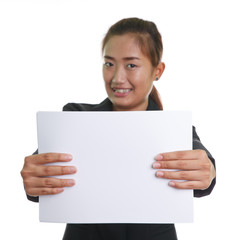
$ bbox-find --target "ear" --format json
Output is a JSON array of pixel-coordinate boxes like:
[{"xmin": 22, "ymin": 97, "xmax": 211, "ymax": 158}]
[{"xmin": 154, "ymin": 62, "xmax": 165, "ymax": 81}]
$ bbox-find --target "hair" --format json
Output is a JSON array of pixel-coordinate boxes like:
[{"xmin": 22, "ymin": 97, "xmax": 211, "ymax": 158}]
[{"xmin": 102, "ymin": 17, "xmax": 164, "ymax": 110}]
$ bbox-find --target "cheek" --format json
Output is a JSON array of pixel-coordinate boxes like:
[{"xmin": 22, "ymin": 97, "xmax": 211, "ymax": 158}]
[
  {"xmin": 102, "ymin": 69, "xmax": 110, "ymax": 85},
  {"xmin": 136, "ymin": 65, "xmax": 153, "ymax": 80},
  {"xmin": 102, "ymin": 71, "xmax": 113, "ymax": 95},
  {"xmin": 133, "ymin": 71, "xmax": 154, "ymax": 90}
]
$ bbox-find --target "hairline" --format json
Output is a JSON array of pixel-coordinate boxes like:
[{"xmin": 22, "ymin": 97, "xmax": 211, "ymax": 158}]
[{"xmin": 102, "ymin": 32, "xmax": 159, "ymax": 67}]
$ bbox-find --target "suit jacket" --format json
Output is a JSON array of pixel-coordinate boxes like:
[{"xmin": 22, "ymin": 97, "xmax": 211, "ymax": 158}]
[{"xmin": 27, "ymin": 97, "xmax": 216, "ymax": 240}]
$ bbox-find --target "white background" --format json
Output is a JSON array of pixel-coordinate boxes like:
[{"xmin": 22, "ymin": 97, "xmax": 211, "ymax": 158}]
[{"xmin": 0, "ymin": 0, "xmax": 239, "ymax": 239}]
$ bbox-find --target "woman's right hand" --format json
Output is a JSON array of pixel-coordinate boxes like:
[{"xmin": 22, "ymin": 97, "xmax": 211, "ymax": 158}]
[{"xmin": 20, "ymin": 153, "xmax": 77, "ymax": 197}]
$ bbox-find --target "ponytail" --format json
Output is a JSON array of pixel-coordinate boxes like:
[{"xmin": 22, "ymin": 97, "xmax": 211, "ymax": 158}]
[{"xmin": 150, "ymin": 85, "xmax": 163, "ymax": 110}]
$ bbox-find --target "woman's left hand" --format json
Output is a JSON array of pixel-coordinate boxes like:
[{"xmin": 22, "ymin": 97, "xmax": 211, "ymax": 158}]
[{"xmin": 153, "ymin": 150, "xmax": 216, "ymax": 190}]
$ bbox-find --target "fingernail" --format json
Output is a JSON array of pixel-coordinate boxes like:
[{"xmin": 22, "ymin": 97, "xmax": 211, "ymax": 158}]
[
  {"xmin": 69, "ymin": 166, "xmax": 77, "ymax": 173},
  {"xmin": 155, "ymin": 154, "xmax": 163, "ymax": 161},
  {"xmin": 55, "ymin": 188, "xmax": 64, "ymax": 193},
  {"xmin": 169, "ymin": 181, "xmax": 175, "ymax": 187},
  {"xmin": 156, "ymin": 171, "xmax": 164, "ymax": 177},
  {"xmin": 153, "ymin": 162, "xmax": 161, "ymax": 168},
  {"xmin": 68, "ymin": 179, "xmax": 75, "ymax": 186},
  {"xmin": 64, "ymin": 154, "xmax": 72, "ymax": 160}
]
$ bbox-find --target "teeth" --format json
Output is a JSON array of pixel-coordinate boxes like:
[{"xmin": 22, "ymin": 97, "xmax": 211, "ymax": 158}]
[{"xmin": 114, "ymin": 89, "xmax": 131, "ymax": 93}]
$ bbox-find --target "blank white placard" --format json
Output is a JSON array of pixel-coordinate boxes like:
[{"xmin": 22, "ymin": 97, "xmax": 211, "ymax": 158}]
[{"xmin": 37, "ymin": 111, "xmax": 193, "ymax": 223}]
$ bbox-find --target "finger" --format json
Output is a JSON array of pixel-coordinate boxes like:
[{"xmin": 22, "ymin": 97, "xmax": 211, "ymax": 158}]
[
  {"xmin": 155, "ymin": 150, "xmax": 205, "ymax": 161},
  {"xmin": 156, "ymin": 170, "xmax": 203, "ymax": 181},
  {"xmin": 35, "ymin": 165, "xmax": 77, "ymax": 177},
  {"xmin": 32, "ymin": 177, "xmax": 76, "ymax": 188},
  {"xmin": 168, "ymin": 180, "xmax": 207, "ymax": 190},
  {"xmin": 26, "ymin": 187, "xmax": 65, "ymax": 196},
  {"xmin": 153, "ymin": 160, "xmax": 200, "ymax": 170},
  {"xmin": 27, "ymin": 153, "xmax": 73, "ymax": 165}
]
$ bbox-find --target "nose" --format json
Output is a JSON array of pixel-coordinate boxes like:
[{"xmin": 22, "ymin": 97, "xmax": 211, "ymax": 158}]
[{"xmin": 112, "ymin": 65, "xmax": 126, "ymax": 84}]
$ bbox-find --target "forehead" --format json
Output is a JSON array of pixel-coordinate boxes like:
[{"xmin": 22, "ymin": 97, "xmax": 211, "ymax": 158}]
[{"xmin": 103, "ymin": 34, "xmax": 144, "ymax": 57}]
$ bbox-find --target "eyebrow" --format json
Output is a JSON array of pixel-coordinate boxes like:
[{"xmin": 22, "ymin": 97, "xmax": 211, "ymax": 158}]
[{"xmin": 104, "ymin": 55, "xmax": 140, "ymax": 61}]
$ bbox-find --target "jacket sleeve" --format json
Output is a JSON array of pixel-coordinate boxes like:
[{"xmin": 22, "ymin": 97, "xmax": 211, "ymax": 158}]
[{"xmin": 193, "ymin": 126, "xmax": 216, "ymax": 197}]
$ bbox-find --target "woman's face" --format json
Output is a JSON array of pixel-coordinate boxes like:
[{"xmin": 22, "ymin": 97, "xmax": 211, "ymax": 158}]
[{"xmin": 102, "ymin": 34, "xmax": 164, "ymax": 111}]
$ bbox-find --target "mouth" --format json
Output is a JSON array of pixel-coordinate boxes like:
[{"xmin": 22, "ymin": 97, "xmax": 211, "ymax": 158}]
[
  {"xmin": 112, "ymin": 88, "xmax": 132, "ymax": 93},
  {"xmin": 111, "ymin": 88, "xmax": 133, "ymax": 97}
]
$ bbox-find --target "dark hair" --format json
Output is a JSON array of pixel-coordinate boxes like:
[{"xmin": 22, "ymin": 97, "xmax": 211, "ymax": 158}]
[{"xmin": 102, "ymin": 17, "xmax": 163, "ymax": 67}]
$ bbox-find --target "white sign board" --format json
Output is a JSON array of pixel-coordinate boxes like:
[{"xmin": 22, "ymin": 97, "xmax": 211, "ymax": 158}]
[{"xmin": 37, "ymin": 111, "xmax": 193, "ymax": 223}]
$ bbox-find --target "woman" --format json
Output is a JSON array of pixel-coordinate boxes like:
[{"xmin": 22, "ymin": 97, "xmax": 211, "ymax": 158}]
[{"xmin": 21, "ymin": 17, "xmax": 216, "ymax": 240}]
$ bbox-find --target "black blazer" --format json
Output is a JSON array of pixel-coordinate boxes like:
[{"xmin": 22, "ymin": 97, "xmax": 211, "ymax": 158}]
[{"xmin": 27, "ymin": 97, "xmax": 216, "ymax": 240}]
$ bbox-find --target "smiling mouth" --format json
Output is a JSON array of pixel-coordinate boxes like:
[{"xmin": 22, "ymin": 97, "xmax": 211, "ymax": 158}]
[{"xmin": 112, "ymin": 88, "xmax": 133, "ymax": 93}]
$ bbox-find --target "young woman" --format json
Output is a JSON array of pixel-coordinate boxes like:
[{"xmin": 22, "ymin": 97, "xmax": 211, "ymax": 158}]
[{"xmin": 21, "ymin": 17, "xmax": 216, "ymax": 240}]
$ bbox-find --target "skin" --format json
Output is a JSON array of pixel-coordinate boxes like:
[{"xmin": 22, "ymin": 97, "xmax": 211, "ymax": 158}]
[
  {"xmin": 21, "ymin": 153, "xmax": 77, "ymax": 196},
  {"xmin": 102, "ymin": 34, "xmax": 165, "ymax": 111},
  {"xmin": 154, "ymin": 150, "xmax": 216, "ymax": 190},
  {"xmin": 20, "ymin": 33, "xmax": 215, "ymax": 197}
]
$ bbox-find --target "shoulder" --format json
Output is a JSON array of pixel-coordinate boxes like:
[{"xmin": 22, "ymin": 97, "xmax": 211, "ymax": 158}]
[
  {"xmin": 62, "ymin": 98, "xmax": 113, "ymax": 112},
  {"xmin": 63, "ymin": 102, "xmax": 99, "ymax": 111},
  {"xmin": 192, "ymin": 126, "xmax": 199, "ymax": 140}
]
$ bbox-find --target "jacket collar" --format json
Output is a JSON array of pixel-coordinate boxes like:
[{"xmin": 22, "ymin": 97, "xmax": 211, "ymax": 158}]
[{"xmin": 91, "ymin": 97, "xmax": 161, "ymax": 111}]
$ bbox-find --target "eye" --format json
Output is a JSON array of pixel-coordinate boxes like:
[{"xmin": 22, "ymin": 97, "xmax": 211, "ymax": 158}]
[
  {"xmin": 104, "ymin": 62, "xmax": 113, "ymax": 68},
  {"xmin": 127, "ymin": 64, "xmax": 136, "ymax": 69}
]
